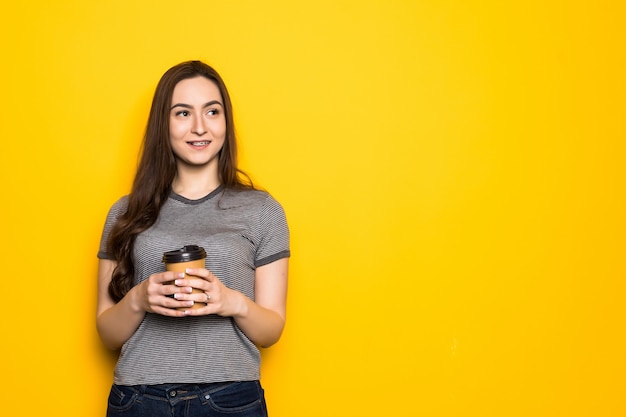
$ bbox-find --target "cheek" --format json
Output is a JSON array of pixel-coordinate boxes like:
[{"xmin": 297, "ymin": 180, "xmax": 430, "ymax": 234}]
[
  {"xmin": 212, "ymin": 119, "xmax": 227, "ymax": 139},
  {"xmin": 169, "ymin": 121, "xmax": 187, "ymax": 140}
]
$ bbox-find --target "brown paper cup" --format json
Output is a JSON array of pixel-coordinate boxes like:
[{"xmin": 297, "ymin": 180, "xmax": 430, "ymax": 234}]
[{"xmin": 162, "ymin": 245, "xmax": 207, "ymax": 310}]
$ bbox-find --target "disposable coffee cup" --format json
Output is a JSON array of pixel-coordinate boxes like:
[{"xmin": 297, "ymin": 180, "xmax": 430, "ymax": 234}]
[{"xmin": 162, "ymin": 245, "xmax": 207, "ymax": 310}]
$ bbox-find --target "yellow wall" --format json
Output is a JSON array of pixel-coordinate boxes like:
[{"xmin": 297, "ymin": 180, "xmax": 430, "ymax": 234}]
[{"xmin": 1, "ymin": 1, "xmax": 624, "ymax": 415}]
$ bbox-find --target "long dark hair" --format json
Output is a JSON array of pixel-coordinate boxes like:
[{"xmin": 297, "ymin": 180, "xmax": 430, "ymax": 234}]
[{"xmin": 107, "ymin": 60, "xmax": 253, "ymax": 302}]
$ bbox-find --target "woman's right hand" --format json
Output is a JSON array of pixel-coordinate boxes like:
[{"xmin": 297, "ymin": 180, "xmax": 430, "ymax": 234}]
[
  {"xmin": 97, "ymin": 259, "xmax": 196, "ymax": 350},
  {"xmin": 134, "ymin": 271, "xmax": 195, "ymax": 315}
]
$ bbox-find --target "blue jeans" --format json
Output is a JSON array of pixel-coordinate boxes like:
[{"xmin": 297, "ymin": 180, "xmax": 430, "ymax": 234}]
[{"xmin": 106, "ymin": 381, "xmax": 268, "ymax": 417}]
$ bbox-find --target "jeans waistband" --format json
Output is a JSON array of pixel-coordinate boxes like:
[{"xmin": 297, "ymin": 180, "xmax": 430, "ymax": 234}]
[{"xmin": 138, "ymin": 382, "xmax": 235, "ymax": 400}]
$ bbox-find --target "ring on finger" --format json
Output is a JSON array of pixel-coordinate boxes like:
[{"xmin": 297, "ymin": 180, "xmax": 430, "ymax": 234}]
[{"xmin": 205, "ymin": 293, "xmax": 211, "ymax": 302}]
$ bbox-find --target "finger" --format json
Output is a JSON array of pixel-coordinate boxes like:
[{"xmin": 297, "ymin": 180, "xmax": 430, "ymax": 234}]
[
  {"xmin": 187, "ymin": 290, "xmax": 210, "ymax": 305},
  {"xmin": 183, "ymin": 278, "xmax": 213, "ymax": 293},
  {"xmin": 183, "ymin": 302, "xmax": 213, "ymax": 316},
  {"xmin": 153, "ymin": 305, "xmax": 192, "ymax": 317},
  {"xmin": 172, "ymin": 279, "xmax": 194, "ymax": 292},
  {"xmin": 164, "ymin": 293, "xmax": 195, "ymax": 309},
  {"xmin": 185, "ymin": 267, "xmax": 214, "ymax": 280},
  {"xmin": 156, "ymin": 288, "xmax": 192, "ymax": 314},
  {"xmin": 162, "ymin": 281, "xmax": 184, "ymax": 297},
  {"xmin": 154, "ymin": 271, "xmax": 186, "ymax": 285}
]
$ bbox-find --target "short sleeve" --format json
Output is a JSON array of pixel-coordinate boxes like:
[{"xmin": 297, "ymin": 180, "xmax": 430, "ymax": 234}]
[
  {"xmin": 97, "ymin": 196, "xmax": 129, "ymax": 260},
  {"xmin": 254, "ymin": 195, "xmax": 290, "ymax": 267}
]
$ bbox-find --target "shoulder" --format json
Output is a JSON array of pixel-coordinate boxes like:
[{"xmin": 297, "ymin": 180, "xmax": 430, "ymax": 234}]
[
  {"xmin": 107, "ymin": 195, "xmax": 129, "ymax": 217},
  {"xmin": 219, "ymin": 188, "xmax": 278, "ymax": 209}
]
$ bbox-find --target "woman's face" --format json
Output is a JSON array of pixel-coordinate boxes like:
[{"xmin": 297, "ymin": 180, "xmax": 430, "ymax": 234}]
[{"xmin": 169, "ymin": 76, "xmax": 226, "ymax": 169}]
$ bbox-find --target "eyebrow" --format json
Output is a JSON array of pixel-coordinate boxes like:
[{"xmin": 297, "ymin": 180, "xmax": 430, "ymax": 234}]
[{"xmin": 170, "ymin": 100, "xmax": 223, "ymax": 110}]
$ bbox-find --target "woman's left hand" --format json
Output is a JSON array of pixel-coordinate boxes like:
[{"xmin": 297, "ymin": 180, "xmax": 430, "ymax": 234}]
[
  {"xmin": 174, "ymin": 258, "xmax": 288, "ymax": 347},
  {"xmin": 174, "ymin": 268, "xmax": 245, "ymax": 317}
]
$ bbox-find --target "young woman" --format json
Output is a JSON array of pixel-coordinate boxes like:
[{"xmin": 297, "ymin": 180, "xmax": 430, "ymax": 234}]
[{"xmin": 96, "ymin": 60, "xmax": 290, "ymax": 417}]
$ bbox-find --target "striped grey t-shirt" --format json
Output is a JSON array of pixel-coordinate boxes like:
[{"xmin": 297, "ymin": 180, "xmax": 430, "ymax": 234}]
[{"xmin": 97, "ymin": 186, "xmax": 290, "ymax": 385}]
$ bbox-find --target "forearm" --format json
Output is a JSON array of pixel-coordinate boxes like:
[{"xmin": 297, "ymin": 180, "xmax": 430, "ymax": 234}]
[
  {"xmin": 96, "ymin": 286, "xmax": 146, "ymax": 350},
  {"xmin": 233, "ymin": 294, "xmax": 286, "ymax": 348}
]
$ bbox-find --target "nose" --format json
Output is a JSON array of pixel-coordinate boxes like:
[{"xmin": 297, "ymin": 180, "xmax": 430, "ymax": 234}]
[{"xmin": 192, "ymin": 115, "xmax": 207, "ymax": 135}]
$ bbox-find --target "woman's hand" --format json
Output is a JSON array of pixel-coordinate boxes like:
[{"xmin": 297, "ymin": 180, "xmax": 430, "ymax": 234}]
[
  {"xmin": 176, "ymin": 259, "xmax": 289, "ymax": 348},
  {"xmin": 97, "ymin": 259, "xmax": 194, "ymax": 350},
  {"xmin": 134, "ymin": 270, "xmax": 197, "ymax": 316},
  {"xmin": 173, "ymin": 268, "xmax": 246, "ymax": 317}
]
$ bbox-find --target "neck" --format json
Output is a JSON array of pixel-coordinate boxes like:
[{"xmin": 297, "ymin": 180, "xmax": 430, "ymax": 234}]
[{"xmin": 172, "ymin": 164, "xmax": 221, "ymax": 200}]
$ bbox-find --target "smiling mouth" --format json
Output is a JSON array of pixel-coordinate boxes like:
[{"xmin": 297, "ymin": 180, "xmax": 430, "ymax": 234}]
[{"xmin": 188, "ymin": 141, "xmax": 211, "ymax": 147}]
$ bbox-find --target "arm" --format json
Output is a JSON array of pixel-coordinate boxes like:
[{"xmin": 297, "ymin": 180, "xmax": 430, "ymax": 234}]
[
  {"xmin": 96, "ymin": 259, "xmax": 145, "ymax": 350},
  {"xmin": 96, "ymin": 259, "xmax": 192, "ymax": 350},
  {"xmin": 233, "ymin": 257, "xmax": 289, "ymax": 348},
  {"xmin": 182, "ymin": 257, "xmax": 289, "ymax": 348}
]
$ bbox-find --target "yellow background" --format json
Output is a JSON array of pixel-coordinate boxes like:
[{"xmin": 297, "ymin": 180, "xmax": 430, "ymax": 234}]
[{"xmin": 1, "ymin": 1, "xmax": 624, "ymax": 416}]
